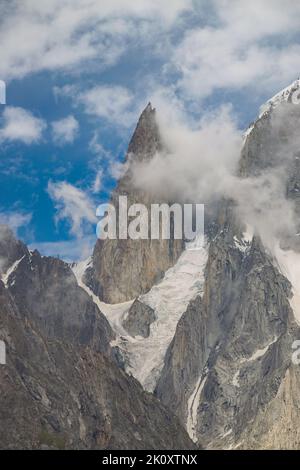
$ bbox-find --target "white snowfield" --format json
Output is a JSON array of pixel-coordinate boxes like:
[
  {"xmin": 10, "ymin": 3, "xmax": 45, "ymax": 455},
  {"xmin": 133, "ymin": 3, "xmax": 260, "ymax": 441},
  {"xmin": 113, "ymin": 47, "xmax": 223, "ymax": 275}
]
[
  {"xmin": 72, "ymin": 237, "xmax": 208, "ymax": 393},
  {"xmin": 259, "ymin": 78, "xmax": 300, "ymax": 118}
]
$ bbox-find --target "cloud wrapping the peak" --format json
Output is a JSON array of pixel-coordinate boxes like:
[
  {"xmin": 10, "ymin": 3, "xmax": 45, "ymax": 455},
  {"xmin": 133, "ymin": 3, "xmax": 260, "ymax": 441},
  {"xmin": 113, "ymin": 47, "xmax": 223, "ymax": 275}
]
[
  {"xmin": 128, "ymin": 90, "xmax": 300, "ymax": 257},
  {"xmin": 131, "ymin": 104, "xmax": 243, "ymax": 202}
]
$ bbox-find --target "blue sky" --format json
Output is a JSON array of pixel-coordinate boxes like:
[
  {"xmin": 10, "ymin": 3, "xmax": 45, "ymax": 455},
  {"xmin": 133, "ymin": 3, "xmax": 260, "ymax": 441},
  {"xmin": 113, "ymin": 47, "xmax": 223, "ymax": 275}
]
[{"xmin": 1, "ymin": 0, "xmax": 300, "ymax": 260}]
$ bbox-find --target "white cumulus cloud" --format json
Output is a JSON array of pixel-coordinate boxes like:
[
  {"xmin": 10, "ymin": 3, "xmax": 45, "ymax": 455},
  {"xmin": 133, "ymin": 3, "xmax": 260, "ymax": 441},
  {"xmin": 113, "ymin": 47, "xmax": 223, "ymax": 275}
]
[
  {"xmin": 47, "ymin": 180, "xmax": 97, "ymax": 238},
  {"xmin": 0, "ymin": 0, "xmax": 192, "ymax": 81},
  {"xmin": 51, "ymin": 115, "xmax": 79, "ymax": 145},
  {"xmin": 172, "ymin": 0, "xmax": 300, "ymax": 101},
  {"xmin": 0, "ymin": 211, "xmax": 32, "ymax": 235},
  {"xmin": 0, "ymin": 106, "xmax": 46, "ymax": 145},
  {"xmin": 55, "ymin": 84, "xmax": 140, "ymax": 128}
]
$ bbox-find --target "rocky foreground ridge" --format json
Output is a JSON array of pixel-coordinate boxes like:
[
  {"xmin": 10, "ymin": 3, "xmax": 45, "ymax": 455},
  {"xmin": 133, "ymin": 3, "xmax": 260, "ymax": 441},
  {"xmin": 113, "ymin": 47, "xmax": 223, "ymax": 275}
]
[{"xmin": 0, "ymin": 225, "xmax": 194, "ymax": 450}]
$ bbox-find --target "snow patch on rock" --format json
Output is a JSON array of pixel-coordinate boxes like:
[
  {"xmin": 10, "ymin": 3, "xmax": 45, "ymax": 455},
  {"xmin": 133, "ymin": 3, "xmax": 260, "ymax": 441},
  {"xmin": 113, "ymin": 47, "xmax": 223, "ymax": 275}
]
[
  {"xmin": 1, "ymin": 256, "xmax": 25, "ymax": 288},
  {"xmin": 259, "ymin": 78, "xmax": 300, "ymax": 118},
  {"xmin": 186, "ymin": 375, "xmax": 207, "ymax": 443},
  {"xmin": 243, "ymin": 79, "xmax": 300, "ymax": 140}
]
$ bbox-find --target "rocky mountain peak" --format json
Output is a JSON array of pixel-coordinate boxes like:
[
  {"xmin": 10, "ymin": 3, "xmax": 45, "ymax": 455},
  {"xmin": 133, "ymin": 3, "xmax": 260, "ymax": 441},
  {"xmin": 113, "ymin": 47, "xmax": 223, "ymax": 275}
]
[
  {"xmin": 127, "ymin": 102, "xmax": 162, "ymax": 161},
  {"xmin": 244, "ymin": 78, "xmax": 300, "ymax": 143},
  {"xmin": 90, "ymin": 103, "xmax": 183, "ymax": 304},
  {"xmin": 259, "ymin": 78, "xmax": 300, "ymax": 118},
  {"xmin": 241, "ymin": 77, "xmax": 300, "ymax": 179}
]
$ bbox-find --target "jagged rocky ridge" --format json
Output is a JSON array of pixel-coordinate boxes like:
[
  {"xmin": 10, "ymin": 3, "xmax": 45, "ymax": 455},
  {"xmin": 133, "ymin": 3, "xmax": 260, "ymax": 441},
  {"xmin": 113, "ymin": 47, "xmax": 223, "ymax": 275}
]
[{"xmin": 0, "ymin": 226, "xmax": 194, "ymax": 450}]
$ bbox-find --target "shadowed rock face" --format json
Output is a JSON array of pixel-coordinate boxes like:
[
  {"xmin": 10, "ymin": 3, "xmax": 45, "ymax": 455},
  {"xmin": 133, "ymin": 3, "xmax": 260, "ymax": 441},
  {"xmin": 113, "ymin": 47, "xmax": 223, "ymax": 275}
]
[
  {"xmin": 123, "ymin": 299, "xmax": 156, "ymax": 338},
  {"xmin": 0, "ymin": 230, "xmax": 195, "ymax": 450},
  {"xmin": 7, "ymin": 249, "xmax": 114, "ymax": 356},
  {"xmin": 155, "ymin": 231, "xmax": 246, "ymax": 430},
  {"xmin": 157, "ymin": 228, "xmax": 300, "ymax": 449},
  {"xmin": 90, "ymin": 104, "xmax": 184, "ymax": 304},
  {"xmin": 155, "ymin": 296, "xmax": 207, "ymax": 424},
  {"xmin": 193, "ymin": 236, "xmax": 298, "ymax": 449}
]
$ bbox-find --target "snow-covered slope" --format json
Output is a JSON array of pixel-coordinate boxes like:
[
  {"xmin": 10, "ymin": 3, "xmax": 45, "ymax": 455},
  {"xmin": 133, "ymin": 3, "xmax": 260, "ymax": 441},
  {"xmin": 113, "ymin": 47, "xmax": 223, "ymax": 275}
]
[
  {"xmin": 73, "ymin": 237, "xmax": 208, "ymax": 392},
  {"xmin": 244, "ymin": 78, "xmax": 300, "ymax": 140},
  {"xmin": 259, "ymin": 78, "xmax": 300, "ymax": 118}
]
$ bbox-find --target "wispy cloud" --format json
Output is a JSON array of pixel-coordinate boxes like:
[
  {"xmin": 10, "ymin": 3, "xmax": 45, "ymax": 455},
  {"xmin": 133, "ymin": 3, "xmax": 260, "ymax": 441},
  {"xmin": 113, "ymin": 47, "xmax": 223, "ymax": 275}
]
[
  {"xmin": 171, "ymin": 0, "xmax": 300, "ymax": 102},
  {"xmin": 51, "ymin": 115, "xmax": 79, "ymax": 145},
  {"xmin": 91, "ymin": 169, "xmax": 103, "ymax": 194},
  {"xmin": 89, "ymin": 131, "xmax": 111, "ymax": 159},
  {"xmin": 55, "ymin": 84, "xmax": 140, "ymax": 128},
  {"xmin": 0, "ymin": 0, "xmax": 191, "ymax": 81},
  {"xmin": 47, "ymin": 180, "xmax": 97, "ymax": 238},
  {"xmin": 79, "ymin": 85, "xmax": 136, "ymax": 127},
  {"xmin": 0, "ymin": 211, "xmax": 32, "ymax": 235},
  {"xmin": 0, "ymin": 107, "xmax": 46, "ymax": 144}
]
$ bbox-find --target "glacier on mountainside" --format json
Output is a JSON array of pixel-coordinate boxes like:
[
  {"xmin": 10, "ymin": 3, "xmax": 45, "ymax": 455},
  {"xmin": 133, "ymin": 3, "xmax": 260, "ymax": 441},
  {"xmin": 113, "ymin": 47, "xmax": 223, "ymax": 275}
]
[{"xmin": 73, "ymin": 237, "xmax": 208, "ymax": 392}]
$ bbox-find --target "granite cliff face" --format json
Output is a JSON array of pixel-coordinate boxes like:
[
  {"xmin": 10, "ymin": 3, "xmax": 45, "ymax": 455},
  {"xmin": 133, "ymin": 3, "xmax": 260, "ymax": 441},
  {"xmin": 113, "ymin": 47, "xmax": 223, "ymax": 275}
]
[
  {"xmin": 89, "ymin": 104, "xmax": 184, "ymax": 304},
  {"xmin": 153, "ymin": 80, "xmax": 300, "ymax": 449},
  {"xmin": 156, "ymin": 231, "xmax": 300, "ymax": 449},
  {"xmin": 0, "ymin": 227, "xmax": 194, "ymax": 450}
]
